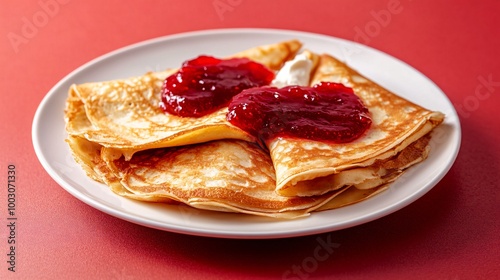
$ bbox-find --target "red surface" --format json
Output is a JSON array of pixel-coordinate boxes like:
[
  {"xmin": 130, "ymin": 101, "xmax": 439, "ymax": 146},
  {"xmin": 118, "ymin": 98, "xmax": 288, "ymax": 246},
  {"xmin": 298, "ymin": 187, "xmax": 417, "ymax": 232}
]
[{"xmin": 1, "ymin": 0, "xmax": 499, "ymax": 279}]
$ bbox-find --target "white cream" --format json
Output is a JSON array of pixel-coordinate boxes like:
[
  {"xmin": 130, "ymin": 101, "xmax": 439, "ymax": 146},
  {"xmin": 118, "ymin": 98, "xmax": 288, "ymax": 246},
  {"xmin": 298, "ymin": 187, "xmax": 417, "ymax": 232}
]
[{"xmin": 271, "ymin": 53, "xmax": 313, "ymax": 87}]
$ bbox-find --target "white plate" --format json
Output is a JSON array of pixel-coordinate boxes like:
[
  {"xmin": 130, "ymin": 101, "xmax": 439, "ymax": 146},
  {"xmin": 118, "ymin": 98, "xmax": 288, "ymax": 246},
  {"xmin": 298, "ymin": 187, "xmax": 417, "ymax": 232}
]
[{"xmin": 32, "ymin": 28, "xmax": 461, "ymax": 239}]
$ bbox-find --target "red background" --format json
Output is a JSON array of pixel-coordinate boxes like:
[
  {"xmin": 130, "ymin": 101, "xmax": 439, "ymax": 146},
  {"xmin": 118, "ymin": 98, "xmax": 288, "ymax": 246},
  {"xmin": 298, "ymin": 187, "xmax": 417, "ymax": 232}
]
[{"xmin": 1, "ymin": 0, "xmax": 499, "ymax": 279}]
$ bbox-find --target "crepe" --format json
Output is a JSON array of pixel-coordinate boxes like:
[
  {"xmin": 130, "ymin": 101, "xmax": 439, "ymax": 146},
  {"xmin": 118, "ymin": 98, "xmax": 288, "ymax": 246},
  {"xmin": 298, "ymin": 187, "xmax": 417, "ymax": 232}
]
[
  {"xmin": 66, "ymin": 130, "xmax": 431, "ymax": 218},
  {"xmin": 269, "ymin": 53, "xmax": 444, "ymax": 196},
  {"xmin": 64, "ymin": 41, "xmax": 445, "ymax": 219},
  {"xmin": 68, "ymin": 135, "xmax": 354, "ymax": 218},
  {"xmin": 66, "ymin": 40, "xmax": 302, "ymax": 160}
]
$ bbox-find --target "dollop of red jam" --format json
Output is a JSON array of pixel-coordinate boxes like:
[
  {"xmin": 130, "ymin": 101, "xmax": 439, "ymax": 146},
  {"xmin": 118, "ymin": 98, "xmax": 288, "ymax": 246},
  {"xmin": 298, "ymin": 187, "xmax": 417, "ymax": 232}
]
[
  {"xmin": 160, "ymin": 56, "xmax": 274, "ymax": 117},
  {"xmin": 227, "ymin": 82, "xmax": 372, "ymax": 145}
]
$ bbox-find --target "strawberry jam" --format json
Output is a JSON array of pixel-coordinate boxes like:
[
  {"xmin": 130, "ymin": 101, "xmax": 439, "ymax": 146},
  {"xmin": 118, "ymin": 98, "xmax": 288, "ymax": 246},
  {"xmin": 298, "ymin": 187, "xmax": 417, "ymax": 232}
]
[
  {"xmin": 227, "ymin": 82, "xmax": 372, "ymax": 145},
  {"xmin": 160, "ymin": 56, "xmax": 274, "ymax": 117}
]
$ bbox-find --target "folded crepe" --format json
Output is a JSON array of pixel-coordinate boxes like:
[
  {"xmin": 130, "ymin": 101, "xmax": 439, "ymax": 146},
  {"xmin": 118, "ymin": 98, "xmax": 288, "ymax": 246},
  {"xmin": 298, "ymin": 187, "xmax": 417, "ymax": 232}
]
[
  {"xmin": 268, "ymin": 52, "xmax": 444, "ymax": 197},
  {"xmin": 66, "ymin": 131, "xmax": 430, "ymax": 218},
  {"xmin": 64, "ymin": 41, "xmax": 444, "ymax": 218},
  {"xmin": 66, "ymin": 40, "xmax": 302, "ymax": 160},
  {"xmin": 67, "ymin": 135, "xmax": 354, "ymax": 218}
]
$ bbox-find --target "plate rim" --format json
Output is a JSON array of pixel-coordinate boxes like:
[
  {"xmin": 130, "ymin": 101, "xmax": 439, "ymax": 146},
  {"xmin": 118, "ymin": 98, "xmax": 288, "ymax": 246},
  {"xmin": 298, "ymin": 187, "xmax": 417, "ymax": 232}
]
[{"xmin": 32, "ymin": 28, "xmax": 461, "ymax": 239}]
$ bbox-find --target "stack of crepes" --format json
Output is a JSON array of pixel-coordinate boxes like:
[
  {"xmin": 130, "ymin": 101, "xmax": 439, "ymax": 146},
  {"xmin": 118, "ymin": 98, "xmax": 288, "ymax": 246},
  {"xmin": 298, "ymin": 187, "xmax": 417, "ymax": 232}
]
[{"xmin": 65, "ymin": 40, "xmax": 444, "ymax": 219}]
